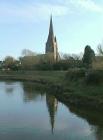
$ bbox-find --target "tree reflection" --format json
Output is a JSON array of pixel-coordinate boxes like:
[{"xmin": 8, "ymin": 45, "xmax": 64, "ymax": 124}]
[
  {"xmin": 46, "ymin": 94, "xmax": 58, "ymax": 134},
  {"xmin": 5, "ymin": 82, "xmax": 14, "ymax": 95},
  {"xmin": 5, "ymin": 87, "xmax": 14, "ymax": 94},
  {"xmin": 64, "ymin": 103, "xmax": 103, "ymax": 140},
  {"xmin": 22, "ymin": 82, "xmax": 103, "ymax": 138},
  {"xmin": 95, "ymin": 127, "xmax": 103, "ymax": 140},
  {"xmin": 22, "ymin": 82, "xmax": 45, "ymax": 102},
  {"xmin": 22, "ymin": 82, "xmax": 59, "ymax": 134}
]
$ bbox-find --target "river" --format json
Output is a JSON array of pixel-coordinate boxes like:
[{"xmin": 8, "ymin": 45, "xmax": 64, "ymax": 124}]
[{"xmin": 0, "ymin": 81, "xmax": 103, "ymax": 140}]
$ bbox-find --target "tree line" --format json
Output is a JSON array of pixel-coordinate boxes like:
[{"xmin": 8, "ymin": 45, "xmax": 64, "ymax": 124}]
[{"xmin": 0, "ymin": 45, "xmax": 102, "ymax": 71}]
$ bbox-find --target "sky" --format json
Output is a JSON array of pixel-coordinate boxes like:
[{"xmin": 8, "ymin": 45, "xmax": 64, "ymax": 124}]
[{"xmin": 0, "ymin": 0, "xmax": 103, "ymax": 59}]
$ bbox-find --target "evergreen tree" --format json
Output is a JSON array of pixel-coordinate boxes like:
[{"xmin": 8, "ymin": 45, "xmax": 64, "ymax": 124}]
[{"xmin": 82, "ymin": 45, "xmax": 95, "ymax": 68}]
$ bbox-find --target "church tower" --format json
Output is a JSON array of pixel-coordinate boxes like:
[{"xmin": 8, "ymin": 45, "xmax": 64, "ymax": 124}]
[{"xmin": 45, "ymin": 16, "xmax": 59, "ymax": 61}]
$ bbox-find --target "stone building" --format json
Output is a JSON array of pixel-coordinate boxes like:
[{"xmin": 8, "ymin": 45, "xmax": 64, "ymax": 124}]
[{"xmin": 45, "ymin": 16, "xmax": 59, "ymax": 62}]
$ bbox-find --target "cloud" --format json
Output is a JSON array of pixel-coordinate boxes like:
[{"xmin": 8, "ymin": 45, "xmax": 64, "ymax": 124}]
[
  {"xmin": 0, "ymin": 2, "xmax": 68, "ymax": 23},
  {"xmin": 70, "ymin": 0, "xmax": 103, "ymax": 13},
  {"xmin": 58, "ymin": 0, "xmax": 103, "ymax": 13},
  {"xmin": 0, "ymin": 0, "xmax": 102, "ymax": 23}
]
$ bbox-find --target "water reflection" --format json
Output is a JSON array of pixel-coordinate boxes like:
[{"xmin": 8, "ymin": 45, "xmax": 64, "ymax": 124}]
[
  {"xmin": 23, "ymin": 82, "xmax": 58, "ymax": 134},
  {"xmin": 23, "ymin": 82, "xmax": 45, "ymax": 102},
  {"xmin": 46, "ymin": 94, "xmax": 58, "ymax": 134},
  {"xmin": 96, "ymin": 127, "xmax": 103, "ymax": 140},
  {"xmin": 0, "ymin": 81, "xmax": 103, "ymax": 140},
  {"xmin": 67, "ymin": 105, "xmax": 103, "ymax": 140},
  {"xmin": 22, "ymin": 82, "xmax": 103, "ymax": 139},
  {"xmin": 5, "ymin": 82, "xmax": 14, "ymax": 95}
]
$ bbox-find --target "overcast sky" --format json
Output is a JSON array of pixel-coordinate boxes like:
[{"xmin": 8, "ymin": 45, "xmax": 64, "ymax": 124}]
[{"xmin": 0, "ymin": 0, "xmax": 103, "ymax": 59}]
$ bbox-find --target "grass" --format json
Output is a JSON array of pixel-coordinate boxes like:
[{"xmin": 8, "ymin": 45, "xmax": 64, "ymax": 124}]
[{"xmin": 0, "ymin": 70, "xmax": 66, "ymax": 84}]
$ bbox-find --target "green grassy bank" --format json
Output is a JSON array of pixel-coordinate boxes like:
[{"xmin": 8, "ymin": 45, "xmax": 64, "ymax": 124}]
[{"xmin": 0, "ymin": 70, "xmax": 66, "ymax": 84}]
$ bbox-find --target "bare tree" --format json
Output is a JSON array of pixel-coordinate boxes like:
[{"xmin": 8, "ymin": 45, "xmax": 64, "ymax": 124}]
[
  {"xmin": 97, "ymin": 44, "xmax": 103, "ymax": 56},
  {"xmin": 22, "ymin": 49, "xmax": 36, "ymax": 57}
]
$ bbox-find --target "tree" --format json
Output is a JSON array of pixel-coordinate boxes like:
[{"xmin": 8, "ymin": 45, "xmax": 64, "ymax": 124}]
[
  {"xmin": 82, "ymin": 45, "xmax": 95, "ymax": 68},
  {"xmin": 3, "ymin": 56, "xmax": 18, "ymax": 70},
  {"xmin": 22, "ymin": 49, "xmax": 36, "ymax": 57},
  {"xmin": 97, "ymin": 44, "xmax": 103, "ymax": 56},
  {"xmin": 19, "ymin": 56, "xmax": 39, "ymax": 70},
  {"xmin": 0, "ymin": 61, "xmax": 3, "ymax": 69}
]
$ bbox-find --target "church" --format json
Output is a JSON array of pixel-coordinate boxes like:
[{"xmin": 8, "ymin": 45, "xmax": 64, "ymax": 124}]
[
  {"xmin": 19, "ymin": 16, "xmax": 60, "ymax": 67},
  {"xmin": 45, "ymin": 16, "xmax": 59, "ymax": 62}
]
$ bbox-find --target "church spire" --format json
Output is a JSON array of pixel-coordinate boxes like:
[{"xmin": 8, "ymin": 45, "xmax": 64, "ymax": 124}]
[
  {"xmin": 49, "ymin": 15, "xmax": 54, "ymax": 38},
  {"xmin": 45, "ymin": 16, "xmax": 59, "ymax": 61}
]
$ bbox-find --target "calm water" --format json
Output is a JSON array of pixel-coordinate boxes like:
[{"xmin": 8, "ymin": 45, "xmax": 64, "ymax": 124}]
[{"xmin": 0, "ymin": 81, "xmax": 103, "ymax": 140}]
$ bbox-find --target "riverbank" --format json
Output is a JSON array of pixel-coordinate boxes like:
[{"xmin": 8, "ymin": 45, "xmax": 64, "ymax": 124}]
[
  {"xmin": 0, "ymin": 70, "xmax": 103, "ymax": 111},
  {"xmin": 0, "ymin": 71, "xmax": 66, "ymax": 84}
]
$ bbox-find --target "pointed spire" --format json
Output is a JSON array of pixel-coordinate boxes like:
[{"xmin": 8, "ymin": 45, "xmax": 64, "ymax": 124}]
[
  {"xmin": 49, "ymin": 15, "xmax": 54, "ymax": 37},
  {"xmin": 45, "ymin": 15, "xmax": 59, "ymax": 61}
]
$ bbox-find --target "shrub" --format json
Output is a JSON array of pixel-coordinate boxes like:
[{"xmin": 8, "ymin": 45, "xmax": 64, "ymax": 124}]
[
  {"xmin": 65, "ymin": 68, "xmax": 86, "ymax": 81},
  {"xmin": 86, "ymin": 70, "xmax": 103, "ymax": 84}
]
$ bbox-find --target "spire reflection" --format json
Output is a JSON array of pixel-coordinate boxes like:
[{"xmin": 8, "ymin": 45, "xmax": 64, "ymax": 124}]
[{"xmin": 46, "ymin": 93, "xmax": 58, "ymax": 134}]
